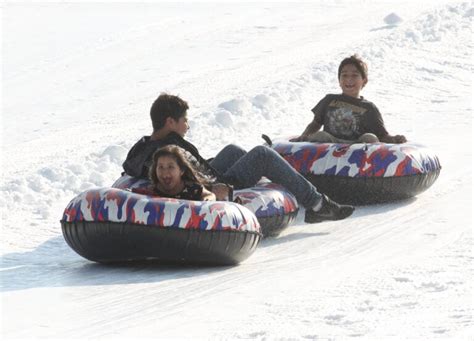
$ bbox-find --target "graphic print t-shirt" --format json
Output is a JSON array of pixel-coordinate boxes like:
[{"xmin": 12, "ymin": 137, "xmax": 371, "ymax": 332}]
[{"xmin": 311, "ymin": 94, "xmax": 389, "ymax": 140}]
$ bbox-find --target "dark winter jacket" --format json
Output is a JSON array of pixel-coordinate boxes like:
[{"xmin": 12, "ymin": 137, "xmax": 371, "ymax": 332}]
[{"xmin": 122, "ymin": 132, "xmax": 223, "ymax": 181}]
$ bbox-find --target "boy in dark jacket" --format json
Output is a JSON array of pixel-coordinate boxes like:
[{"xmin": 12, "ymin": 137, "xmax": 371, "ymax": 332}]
[{"xmin": 123, "ymin": 93, "xmax": 355, "ymax": 223}]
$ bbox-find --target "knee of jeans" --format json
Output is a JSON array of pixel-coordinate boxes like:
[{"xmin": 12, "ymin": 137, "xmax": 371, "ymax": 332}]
[
  {"xmin": 222, "ymin": 144, "xmax": 246, "ymax": 154},
  {"xmin": 249, "ymin": 145, "xmax": 272, "ymax": 157},
  {"xmin": 359, "ymin": 133, "xmax": 379, "ymax": 143}
]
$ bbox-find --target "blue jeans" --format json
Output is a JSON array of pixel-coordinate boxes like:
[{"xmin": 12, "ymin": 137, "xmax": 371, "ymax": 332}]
[{"xmin": 210, "ymin": 144, "xmax": 322, "ymax": 209}]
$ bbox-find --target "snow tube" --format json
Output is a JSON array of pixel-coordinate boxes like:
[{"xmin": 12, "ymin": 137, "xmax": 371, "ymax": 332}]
[
  {"xmin": 271, "ymin": 139, "xmax": 441, "ymax": 205},
  {"xmin": 113, "ymin": 175, "xmax": 299, "ymax": 237},
  {"xmin": 61, "ymin": 187, "xmax": 261, "ymax": 265}
]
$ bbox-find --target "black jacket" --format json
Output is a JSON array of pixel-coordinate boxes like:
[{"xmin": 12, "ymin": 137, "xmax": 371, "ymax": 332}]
[{"xmin": 122, "ymin": 132, "xmax": 223, "ymax": 181}]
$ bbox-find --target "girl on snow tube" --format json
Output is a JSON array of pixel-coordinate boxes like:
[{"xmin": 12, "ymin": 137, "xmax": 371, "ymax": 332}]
[
  {"xmin": 61, "ymin": 146, "xmax": 261, "ymax": 265},
  {"xmin": 115, "ymin": 146, "xmax": 299, "ymax": 237}
]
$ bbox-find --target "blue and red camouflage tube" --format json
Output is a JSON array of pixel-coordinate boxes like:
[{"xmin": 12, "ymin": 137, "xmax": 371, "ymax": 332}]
[
  {"xmin": 271, "ymin": 138, "xmax": 441, "ymax": 205},
  {"xmin": 113, "ymin": 175, "xmax": 299, "ymax": 237},
  {"xmin": 61, "ymin": 186, "xmax": 261, "ymax": 265}
]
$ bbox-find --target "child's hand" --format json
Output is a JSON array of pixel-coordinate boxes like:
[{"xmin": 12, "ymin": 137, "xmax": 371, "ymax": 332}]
[
  {"xmin": 393, "ymin": 135, "xmax": 407, "ymax": 143},
  {"xmin": 290, "ymin": 135, "xmax": 306, "ymax": 142},
  {"xmin": 201, "ymin": 187, "xmax": 217, "ymax": 201},
  {"xmin": 212, "ymin": 183, "xmax": 231, "ymax": 201},
  {"xmin": 382, "ymin": 134, "xmax": 407, "ymax": 144},
  {"xmin": 203, "ymin": 192, "xmax": 216, "ymax": 201}
]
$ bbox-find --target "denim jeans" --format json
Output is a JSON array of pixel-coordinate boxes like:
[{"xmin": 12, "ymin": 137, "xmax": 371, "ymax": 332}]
[{"xmin": 210, "ymin": 144, "xmax": 322, "ymax": 209}]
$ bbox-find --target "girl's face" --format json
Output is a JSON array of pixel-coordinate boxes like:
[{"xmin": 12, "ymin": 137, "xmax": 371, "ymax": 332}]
[
  {"xmin": 339, "ymin": 64, "xmax": 367, "ymax": 98},
  {"xmin": 155, "ymin": 155, "xmax": 184, "ymax": 194}
]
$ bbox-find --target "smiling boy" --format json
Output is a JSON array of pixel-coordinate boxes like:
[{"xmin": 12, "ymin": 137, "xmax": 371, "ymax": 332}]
[{"xmin": 292, "ymin": 55, "xmax": 407, "ymax": 144}]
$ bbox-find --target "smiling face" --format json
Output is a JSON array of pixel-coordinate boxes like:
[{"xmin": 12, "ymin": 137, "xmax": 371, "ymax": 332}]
[
  {"xmin": 338, "ymin": 64, "xmax": 367, "ymax": 98},
  {"xmin": 155, "ymin": 155, "xmax": 185, "ymax": 195}
]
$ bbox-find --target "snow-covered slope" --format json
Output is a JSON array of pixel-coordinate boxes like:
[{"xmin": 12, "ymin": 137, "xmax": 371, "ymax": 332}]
[{"xmin": 1, "ymin": 1, "xmax": 472, "ymax": 339}]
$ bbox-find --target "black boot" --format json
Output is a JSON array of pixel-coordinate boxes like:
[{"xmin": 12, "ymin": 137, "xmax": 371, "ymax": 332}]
[{"xmin": 304, "ymin": 194, "xmax": 354, "ymax": 223}]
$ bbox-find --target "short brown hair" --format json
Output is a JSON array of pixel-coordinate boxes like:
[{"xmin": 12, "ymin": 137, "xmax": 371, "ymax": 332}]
[
  {"xmin": 150, "ymin": 93, "xmax": 189, "ymax": 131},
  {"xmin": 338, "ymin": 55, "xmax": 368, "ymax": 80}
]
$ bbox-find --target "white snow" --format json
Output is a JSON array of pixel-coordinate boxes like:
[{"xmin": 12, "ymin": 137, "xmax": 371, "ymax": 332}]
[{"xmin": 1, "ymin": 1, "xmax": 472, "ymax": 340}]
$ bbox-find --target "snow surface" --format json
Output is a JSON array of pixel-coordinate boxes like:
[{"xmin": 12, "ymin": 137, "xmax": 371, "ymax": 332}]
[{"xmin": 1, "ymin": 1, "xmax": 473, "ymax": 339}]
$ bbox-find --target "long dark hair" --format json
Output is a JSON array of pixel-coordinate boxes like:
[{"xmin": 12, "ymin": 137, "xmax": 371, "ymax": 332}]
[{"xmin": 149, "ymin": 145, "xmax": 206, "ymax": 187}]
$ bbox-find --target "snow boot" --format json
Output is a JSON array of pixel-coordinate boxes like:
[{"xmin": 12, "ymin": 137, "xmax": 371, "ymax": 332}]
[{"xmin": 305, "ymin": 194, "xmax": 354, "ymax": 223}]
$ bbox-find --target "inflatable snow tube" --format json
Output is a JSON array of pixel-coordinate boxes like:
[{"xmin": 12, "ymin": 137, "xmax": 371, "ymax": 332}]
[
  {"xmin": 113, "ymin": 175, "xmax": 299, "ymax": 237},
  {"xmin": 112, "ymin": 174, "xmax": 298, "ymax": 237},
  {"xmin": 61, "ymin": 187, "xmax": 261, "ymax": 265},
  {"xmin": 272, "ymin": 139, "xmax": 441, "ymax": 205},
  {"xmin": 232, "ymin": 182, "xmax": 299, "ymax": 237}
]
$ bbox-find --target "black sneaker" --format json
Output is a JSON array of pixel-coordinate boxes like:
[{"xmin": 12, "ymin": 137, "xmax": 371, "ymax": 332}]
[{"xmin": 304, "ymin": 194, "xmax": 355, "ymax": 223}]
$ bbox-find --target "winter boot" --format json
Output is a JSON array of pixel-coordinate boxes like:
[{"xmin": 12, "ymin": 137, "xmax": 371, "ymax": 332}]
[{"xmin": 304, "ymin": 194, "xmax": 354, "ymax": 223}]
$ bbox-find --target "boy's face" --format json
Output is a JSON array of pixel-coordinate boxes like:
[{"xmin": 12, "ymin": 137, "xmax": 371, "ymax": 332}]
[
  {"xmin": 339, "ymin": 64, "xmax": 367, "ymax": 98},
  {"xmin": 168, "ymin": 115, "xmax": 189, "ymax": 137}
]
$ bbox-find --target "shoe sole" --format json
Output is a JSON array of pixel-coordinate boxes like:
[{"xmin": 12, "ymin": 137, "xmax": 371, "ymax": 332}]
[{"xmin": 304, "ymin": 208, "xmax": 354, "ymax": 224}]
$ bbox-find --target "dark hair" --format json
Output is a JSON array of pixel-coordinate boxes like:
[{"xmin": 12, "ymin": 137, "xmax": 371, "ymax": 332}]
[
  {"xmin": 149, "ymin": 145, "xmax": 205, "ymax": 187},
  {"xmin": 338, "ymin": 55, "xmax": 368, "ymax": 81},
  {"xmin": 150, "ymin": 93, "xmax": 189, "ymax": 131}
]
